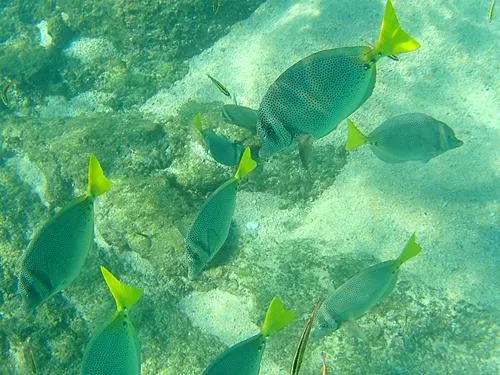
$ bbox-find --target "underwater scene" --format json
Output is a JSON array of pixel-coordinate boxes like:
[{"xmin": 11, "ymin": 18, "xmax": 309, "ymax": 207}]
[{"xmin": 0, "ymin": 0, "xmax": 498, "ymax": 374}]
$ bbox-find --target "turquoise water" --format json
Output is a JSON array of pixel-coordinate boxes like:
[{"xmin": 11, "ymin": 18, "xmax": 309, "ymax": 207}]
[{"xmin": 0, "ymin": 0, "xmax": 499, "ymax": 374}]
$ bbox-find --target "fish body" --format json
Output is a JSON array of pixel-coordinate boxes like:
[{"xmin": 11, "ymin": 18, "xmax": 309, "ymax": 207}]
[
  {"xmin": 203, "ymin": 334, "xmax": 265, "ymax": 375},
  {"xmin": 222, "ymin": 104, "xmax": 258, "ymax": 133},
  {"xmin": 186, "ymin": 147, "xmax": 256, "ymax": 279},
  {"xmin": 203, "ymin": 297, "xmax": 296, "ymax": 375},
  {"xmin": 346, "ymin": 114, "xmax": 463, "ymax": 163},
  {"xmin": 193, "ymin": 113, "xmax": 245, "ymax": 166},
  {"xmin": 258, "ymin": 47, "xmax": 376, "ymax": 157},
  {"xmin": 203, "ymin": 129, "xmax": 245, "ymax": 166},
  {"xmin": 82, "ymin": 310, "xmax": 140, "ymax": 375},
  {"xmin": 314, "ymin": 234, "xmax": 421, "ymax": 340},
  {"xmin": 290, "ymin": 300, "xmax": 323, "ymax": 375},
  {"xmin": 257, "ymin": 0, "xmax": 420, "ymax": 157},
  {"xmin": 207, "ymin": 74, "xmax": 231, "ymax": 97},
  {"xmin": 18, "ymin": 155, "xmax": 111, "ymax": 310},
  {"xmin": 82, "ymin": 266, "xmax": 143, "ymax": 375}
]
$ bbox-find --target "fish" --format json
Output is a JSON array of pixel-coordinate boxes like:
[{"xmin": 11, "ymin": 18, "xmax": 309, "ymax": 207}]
[
  {"xmin": 290, "ymin": 299, "xmax": 323, "ymax": 375},
  {"xmin": 345, "ymin": 114, "xmax": 463, "ymax": 163},
  {"xmin": 18, "ymin": 154, "xmax": 112, "ymax": 310},
  {"xmin": 222, "ymin": 104, "xmax": 259, "ymax": 133},
  {"xmin": 193, "ymin": 113, "xmax": 245, "ymax": 166},
  {"xmin": 203, "ymin": 296, "xmax": 296, "ymax": 375},
  {"xmin": 207, "ymin": 73, "xmax": 231, "ymax": 98},
  {"xmin": 313, "ymin": 234, "xmax": 422, "ymax": 340},
  {"xmin": 489, "ymin": 0, "xmax": 496, "ymax": 22},
  {"xmin": 257, "ymin": 0, "xmax": 420, "ymax": 158},
  {"xmin": 81, "ymin": 266, "xmax": 143, "ymax": 375},
  {"xmin": 186, "ymin": 147, "xmax": 257, "ymax": 279},
  {"xmin": 213, "ymin": 0, "xmax": 220, "ymax": 14},
  {"xmin": 1, "ymin": 80, "xmax": 14, "ymax": 107},
  {"xmin": 320, "ymin": 352, "xmax": 327, "ymax": 375}
]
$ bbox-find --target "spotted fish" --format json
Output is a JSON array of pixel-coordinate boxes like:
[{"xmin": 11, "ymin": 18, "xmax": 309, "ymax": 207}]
[
  {"xmin": 345, "ymin": 114, "xmax": 463, "ymax": 163},
  {"xmin": 18, "ymin": 155, "xmax": 112, "ymax": 310},
  {"xmin": 81, "ymin": 266, "xmax": 142, "ymax": 375},
  {"xmin": 203, "ymin": 296, "xmax": 295, "ymax": 375},
  {"xmin": 257, "ymin": 0, "xmax": 420, "ymax": 157},
  {"xmin": 186, "ymin": 147, "xmax": 256, "ymax": 279},
  {"xmin": 313, "ymin": 234, "xmax": 422, "ymax": 340}
]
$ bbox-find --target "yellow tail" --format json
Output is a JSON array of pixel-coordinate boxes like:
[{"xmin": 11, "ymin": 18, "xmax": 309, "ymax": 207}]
[
  {"xmin": 373, "ymin": 0, "xmax": 420, "ymax": 58},
  {"xmin": 192, "ymin": 113, "xmax": 203, "ymax": 134},
  {"xmin": 235, "ymin": 147, "xmax": 257, "ymax": 180},
  {"xmin": 100, "ymin": 266, "xmax": 143, "ymax": 311},
  {"xmin": 87, "ymin": 154, "xmax": 112, "ymax": 197},
  {"xmin": 260, "ymin": 296, "xmax": 296, "ymax": 337},
  {"xmin": 345, "ymin": 119, "xmax": 368, "ymax": 151},
  {"xmin": 396, "ymin": 233, "xmax": 422, "ymax": 266}
]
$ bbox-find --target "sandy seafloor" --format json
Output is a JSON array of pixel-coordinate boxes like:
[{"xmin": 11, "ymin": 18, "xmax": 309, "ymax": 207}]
[{"xmin": 0, "ymin": 0, "xmax": 499, "ymax": 374}]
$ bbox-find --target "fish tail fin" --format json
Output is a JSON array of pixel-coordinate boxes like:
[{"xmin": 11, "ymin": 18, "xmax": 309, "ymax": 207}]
[
  {"xmin": 345, "ymin": 119, "xmax": 368, "ymax": 151},
  {"xmin": 87, "ymin": 154, "xmax": 112, "ymax": 197},
  {"xmin": 373, "ymin": 0, "xmax": 420, "ymax": 58},
  {"xmin": 235, "ymin": 147, "xmax": 257, "ymax": 180},
  {"xmin": 100, "ymin": 266, "xmax": 143, "ymax": 311},
  {"xmin": 396, "ymin": 233, "xmax": 422, "ymax": 266},
  {"xmin": 260, "ymin": 296, "xmax": 296, "ymax": 338},
  {"xmin": 193, "ymin": 113, "xmax": 203, "ymax": 134}
]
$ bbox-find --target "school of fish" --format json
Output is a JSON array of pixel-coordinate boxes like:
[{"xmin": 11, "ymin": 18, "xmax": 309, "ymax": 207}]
[{"xmin": 13, "ymin": 1, "xmax": 468, "ymax": 374}]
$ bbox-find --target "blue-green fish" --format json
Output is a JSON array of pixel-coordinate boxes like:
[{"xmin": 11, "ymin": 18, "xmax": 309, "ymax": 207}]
[
  {"xmin": 345, "ymin": 114, "xmax": 463, "ymax": 163},
  {"xmin": 186, "ymin": 147, "xmax": 256, "ymax": 279},
  {"xmin": 81, "ymin": 266, "xmax": 143, "ymax": 375},
  {"xmin": 257, "ymin": 0, "xmax": 420, "ymax": 157},
  {"xmin": 203, "ymin": 296, "xmax": 296, "ymax": 375},
  {"xmin": 18, "ymin": 155, "xmax": 112, "ymax": 310},
  {"xmin": 313, "ymin": 234, "xmax": 422, "ymax": 340},
  {"xmin": 193, "ymin": 113, "xmax": 245, "ymax": 166},
  {"xmin": 222, "ymin": 104, "xmax": 258, "ymax": 133}
]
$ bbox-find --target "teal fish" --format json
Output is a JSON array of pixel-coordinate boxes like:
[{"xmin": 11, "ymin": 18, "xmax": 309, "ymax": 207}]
[
  {"xmin": 193, "ymin": 113, "xmax": 245, "ymax": 166},
  {"xmin": 345, "ymin": 114, "xmax": 463, "ymax": 163},
  {"xmin": 18, "ymin": 155, "xmax": 112, "ymax": 310},
  {"xmin": 257, "ymin": 0, "xmax": 420, "ymax": 157},
  {"xmin": 186, "ymin": 147, "xmax": 256, "ymax": 279},
  {"xmin": 81, "ymin": 266, "xmax": 142, "ymax": 375},
  {"xmin": 203, "ymin": 296, "xmax": 296, "ymax": 375},
  {"xmin": 313, "ymin": 234, "xmax": 422, "ymax": 340},
  {"xmin": 222, "ymin": 104, "xmax": 258, "ymax": 133}
]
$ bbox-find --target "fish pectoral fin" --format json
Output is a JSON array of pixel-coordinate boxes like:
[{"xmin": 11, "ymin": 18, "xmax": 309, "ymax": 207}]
[{"xmin": 342, "ymin": 320, "xmax": 366, "ymax": 341}]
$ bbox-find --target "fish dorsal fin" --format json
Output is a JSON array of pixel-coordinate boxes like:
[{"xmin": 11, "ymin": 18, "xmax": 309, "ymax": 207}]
[
  {"xmin": 234, "ymin": 147, "xmax": 257, "ymax": 180},
  {"xmin": 373, "ymin": 0, "xmax": 420, "ymax": 58},
  {"xmin": 100, "ymin": 266, "xmax": 143, "ymax": 311},
  {"xmin": 260, "ymin": 296, "xmax": 296, "ymax": 338},
  {"xmin": 396, "ymin": 233, "xmax": 422, "ymax": 266},
  {"xmin": 87, "ymin": 154, "xmax": 112, "ymax": 198},
  {"xmin": 345, "ymin": 119, "xmax": 369, "ymax": 151}
]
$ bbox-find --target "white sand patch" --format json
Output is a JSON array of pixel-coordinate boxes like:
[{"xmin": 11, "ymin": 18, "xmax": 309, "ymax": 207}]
[{"xmin": 179, "ymin": 289, "xmax": 258, "ymax": 346}]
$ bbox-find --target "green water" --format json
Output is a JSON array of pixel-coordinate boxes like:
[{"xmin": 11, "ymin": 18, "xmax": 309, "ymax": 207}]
[{"xmin": 0, "ymin": 0, "xmax": 498, "ymax": 374}]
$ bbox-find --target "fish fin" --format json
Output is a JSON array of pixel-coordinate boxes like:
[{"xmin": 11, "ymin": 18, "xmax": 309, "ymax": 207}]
[
  {"xmin": 343, "ymin": 320, "xmax": 366, "ymax": 341},
  {"xmin": 373, "ymin": 0, "xmax": 420, "ymax": 58},
  {"xmin": 297, "ymin": 134, "xmax": 313, "ymax": 169},
  {"xmin": 87, "ymin": 154, "xmax": 112, "ymax": 197},
  {"xmin": 192, "ymin": 113, "xmax": 203, "ymax": 133},
  {"xmin": 100, "ymin": 266, "xmax": 143, "ymax": 311},
  {"xmin": 345, "ymin": 119, "xmax": 368, "ymax": 151},
  {"xmin": 396, "ymin": 233, "xmax": 422, "ymax": 266},
  {"xmin": 234, "ymin": 147, "xmax": 257, "ymax": 180},
  {"xmin": 260, "ymin": 296, "xmax": 296, "ymax": 338}
]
